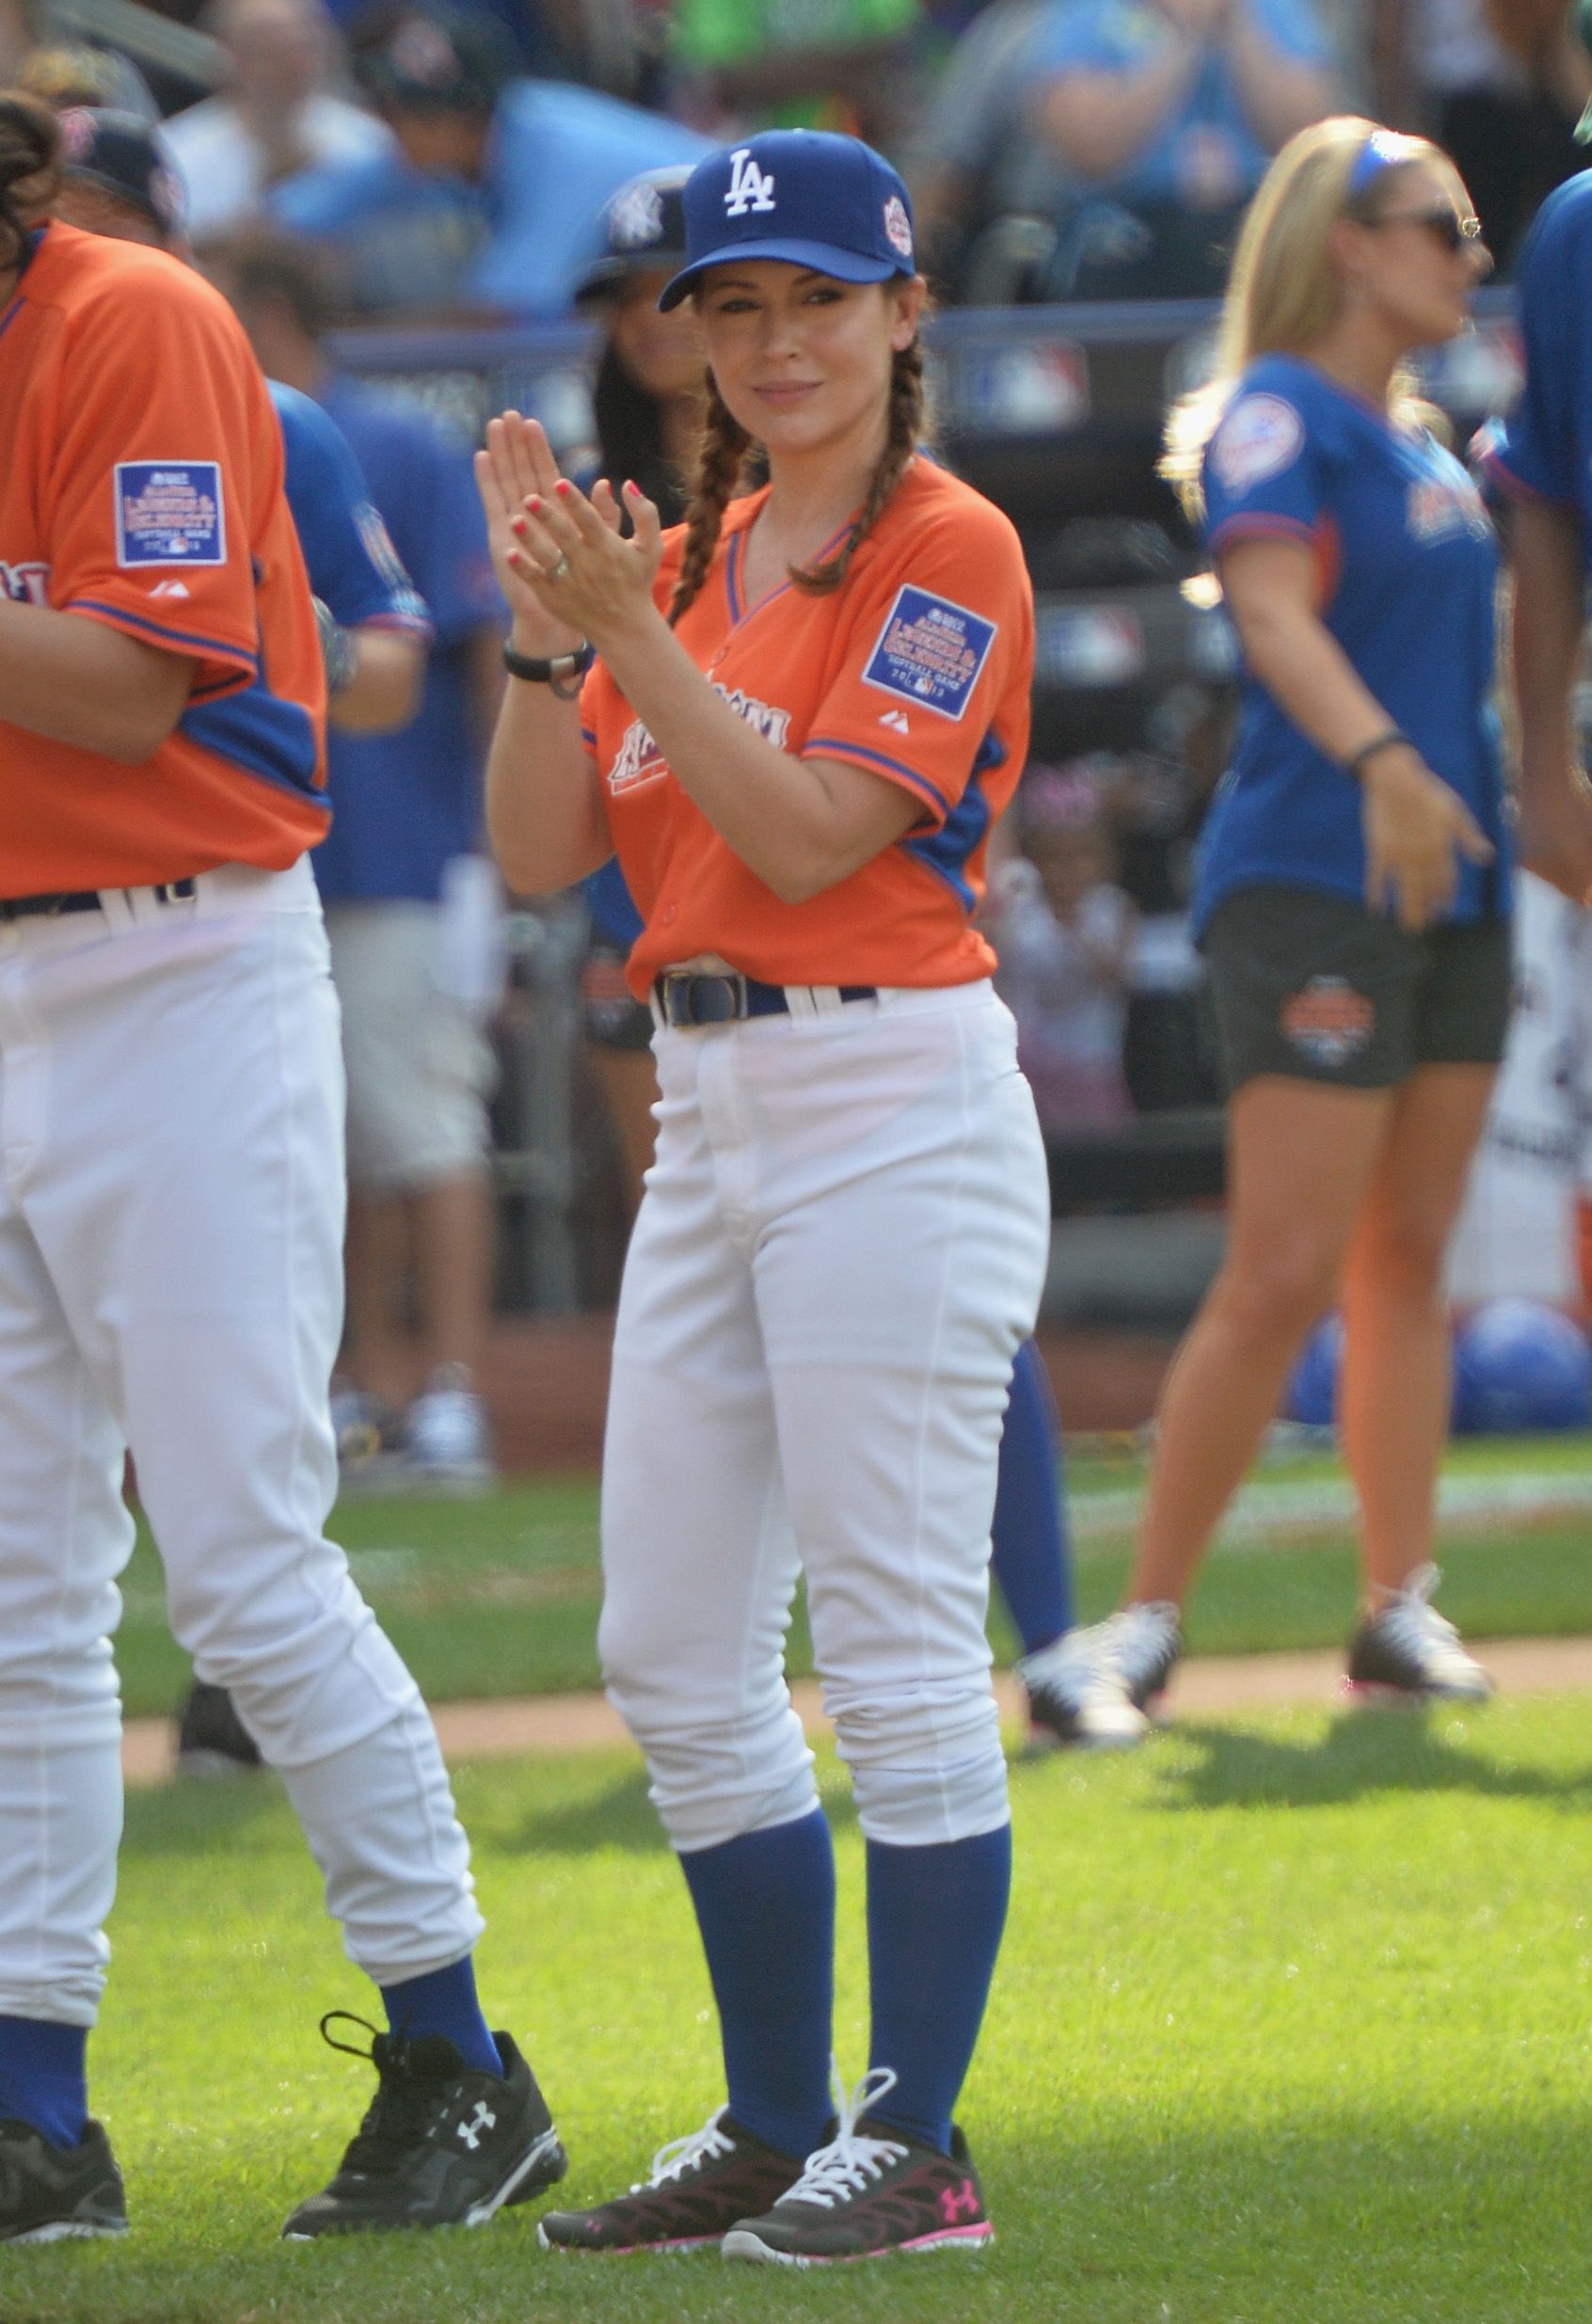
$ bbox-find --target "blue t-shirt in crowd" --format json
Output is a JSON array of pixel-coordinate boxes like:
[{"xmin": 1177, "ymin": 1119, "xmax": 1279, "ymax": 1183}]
[
  {"xmin": 1029, "ymin": 0, "xmax": 1331, "ymax": 210},
  {"xmin": 1485, "ymin": 169, "xmax": 1592, "ymax": 556},
  {"xmin": 310, "ymin": 375, "xmax": 506, "ymax": 907},
  {"xmin": 269, "ymin": 81, "xmax": 708, "ymax": 316},
  {"xmin": 271, "ymin": 381, "xmax": 430, "ymax": 637},
  {"xmin": 583, "ymin": 856, "xmax": 645, "ymax": 948},
  {"xmin": 1194, "ymin": 354, "xmax": 1506, "ymax": 933}
]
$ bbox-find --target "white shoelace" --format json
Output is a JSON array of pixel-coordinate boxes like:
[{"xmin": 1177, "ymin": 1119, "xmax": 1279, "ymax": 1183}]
[
  {"xmin": 778, "ymin": 2065, "xmax": 907, "ymax": 2212},
  {"xmin": 1377, "ymin": 1563, "xmax": 1467, "ymax": 1661},
  {"xmin": 635, "ymin": 2107, "xmax": 736, "ymax": 2191}
]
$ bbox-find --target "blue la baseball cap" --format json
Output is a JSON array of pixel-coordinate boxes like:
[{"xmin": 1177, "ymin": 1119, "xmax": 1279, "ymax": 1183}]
[{"xmin": 658, "ymin": 130, "xmax": 917, "ymax": 311}]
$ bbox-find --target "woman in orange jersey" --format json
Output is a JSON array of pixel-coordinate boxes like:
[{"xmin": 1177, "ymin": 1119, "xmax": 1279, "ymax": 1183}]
[
  {"xmin": 481, "ymin": 129, "xmax": 1050, "ymax": 2266},
  {"xmin": 0, "ymin": 93, "xmax": 564, "ymax": 2244}
]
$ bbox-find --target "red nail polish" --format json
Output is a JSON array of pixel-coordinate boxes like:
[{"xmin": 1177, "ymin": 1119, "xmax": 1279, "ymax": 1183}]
[
  {"xmin": 510, "ymin": 517, "xmax": 527, "ymax": 534},
  {"xmin": 526, "ymin": 495, "xmax": 543, "ymax": 512},
  {"xmin": 555, "ymin": 479, "xmax": 572, "ymax": 497}
]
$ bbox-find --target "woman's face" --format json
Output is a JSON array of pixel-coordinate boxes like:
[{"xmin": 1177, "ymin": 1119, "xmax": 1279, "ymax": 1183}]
[
  {"xmin": 696, "ymin": 261, "xmax": 923, "ymax": 461},
  {"xmin": 1343, "ymin": 159, "xmax": 1490, "ymax": 349},
  {"xmin": 607, "ymin": 267, "xmax": 704, "ymax": 401}
]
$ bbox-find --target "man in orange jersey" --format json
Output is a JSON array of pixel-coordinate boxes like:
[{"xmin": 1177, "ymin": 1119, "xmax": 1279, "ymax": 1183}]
[{"xmin": 0, "ymin": 94, "xmax": 565, "ymax": 2245}]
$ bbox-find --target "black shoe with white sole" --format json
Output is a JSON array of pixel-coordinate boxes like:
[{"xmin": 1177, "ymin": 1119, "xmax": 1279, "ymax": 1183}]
[
  {"xmin": 281, "ymin": 2014, "xmax": 565, "ymax": 2237},
  {"xmin": 722, "ymin": 2069, "xmax": 993, "ymax": 2266},
  {"xmin": 0, "ymin": 2118, "xmax": 127, "ymax": 2244},
  {"xmin": 537, "ymin": 2106, "xmax": 803, "ymax": 2252},
  {"xmin": 1345, "ymin": 1564, "xmax": 1494, "ymax": 1706},
  {"xmin": 175, "ymin": 1680, "xmax": 263, "ymax": 1778}
]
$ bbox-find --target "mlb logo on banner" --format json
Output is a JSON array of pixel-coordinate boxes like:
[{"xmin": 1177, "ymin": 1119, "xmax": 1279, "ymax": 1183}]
[{"xmin": 114, "ymin": 462, "xmax": 227, "ymax": 566}]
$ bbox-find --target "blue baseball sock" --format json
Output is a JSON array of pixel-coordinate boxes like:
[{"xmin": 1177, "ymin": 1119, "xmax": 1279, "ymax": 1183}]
[
  {"xmin": 678, "ymin": 1807, "xmax": 836, "ymax": 2160},
  {"xmin": 864, "ymin": 1824, "xmax": 1012, "ymax": 2155},
  {"xmin": 990, "ymin": 1336, "xmax": 1074, "ymax": 1657},
  {"xmin": 0, "ymin": 2016, "xmax": 88, "ymax": 2147},
  {"xmin": 378, "ymin": 1957, "xmax": 501, "ymax": 2077}
]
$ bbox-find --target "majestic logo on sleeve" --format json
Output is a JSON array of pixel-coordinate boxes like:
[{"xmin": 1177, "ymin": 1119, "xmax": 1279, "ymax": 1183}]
[
  {"xmin": 724, "ymin": 148, "xmax": 777, "ymax": 216},
  {"xmin": 862, "ymin": 586, "xmax": 996, "ymax": 722},
  {"xmin": 1211, "ymin": 394, "xmax": 1304, "ymax": 493},
  {"xmin": 0, "ymin": 560, "xmax": 49, "ymax": 607},
  {"xmin": 609, "ymin": 687, "xmax": 791, "ymax": 795},
  {"xmin": 114, "ymin": 462, "xmax": 226, "ymax": 566}
]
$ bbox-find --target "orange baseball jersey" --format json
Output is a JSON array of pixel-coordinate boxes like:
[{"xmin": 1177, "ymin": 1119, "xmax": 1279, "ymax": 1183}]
[
  {"xmin": 581, "ymin": 457, "xmax": 1035, "ymax": 997},
  {"xmin": 0, "ymin": 221, "xmax": 327, "ymax": 893}
]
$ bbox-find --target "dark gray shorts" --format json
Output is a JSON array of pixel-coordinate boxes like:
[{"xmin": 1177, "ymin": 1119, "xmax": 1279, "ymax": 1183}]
[{"xmin": 1201, "ymin": 883, "xmax": 1513, "ymax": 1095}]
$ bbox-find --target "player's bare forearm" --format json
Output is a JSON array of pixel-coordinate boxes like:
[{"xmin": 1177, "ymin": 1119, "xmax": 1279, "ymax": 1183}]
[
  {"xmin": 486, "ymin": 667, "xmax": 610, "ymax": 898},
  {"xmin": 0, "ymin": 601, "xmax": 197, "ymax": 762},
  {"xmin": 597, "ymin": 611, "xmax": 918, "ymax": 905},
  {"xmin": 330, "ymin": 628, "xmax": 424, "ymax": 735},
  {"xmin": 1221, "ymin": 541, "xmax": 1404, "ymax": 765},
  {"xmin": 1510, "ymin": 495, "xmax": 1585, "ymax": 800}
]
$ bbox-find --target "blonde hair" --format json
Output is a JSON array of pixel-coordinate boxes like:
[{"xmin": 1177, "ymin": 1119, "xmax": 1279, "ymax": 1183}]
[
  {"xmin": 1160, "ymin": 115, "xmax": 1461, "ymax": 517},
  {"xmin": 667, "ymin": 304, "xmax": 931, "ymax": 626}
]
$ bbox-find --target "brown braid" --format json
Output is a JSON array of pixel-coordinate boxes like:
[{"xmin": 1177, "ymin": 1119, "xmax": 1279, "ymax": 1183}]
[
  {"xmin": 791, "ymin": 336, "xmax": 928, "ymax": 597},
  {"xmin": 666, "ymin": 382, "xmax": 752, "ymax": 626},
  {"xmin": 667, "ymin": 322, "xmax": 931, "ymax": 625},
  {"xmin": 0, "ymin": 92, "xmax": 61, "ymax": 276}
]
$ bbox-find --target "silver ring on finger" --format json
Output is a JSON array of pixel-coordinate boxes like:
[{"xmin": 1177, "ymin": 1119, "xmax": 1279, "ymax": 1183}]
[{"xmin": 546, "ymin": 553, "xmax": 571, "ymax": 581}]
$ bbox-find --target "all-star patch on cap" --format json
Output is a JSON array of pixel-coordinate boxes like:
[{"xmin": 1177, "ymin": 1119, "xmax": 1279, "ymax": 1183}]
[
  {"xmin": 57, "ymin": 106, "xmax": 185, "ymax": 236},
  {"xmin": 658, "ymin": 129, "xmax": 916, "ymax": 311}
]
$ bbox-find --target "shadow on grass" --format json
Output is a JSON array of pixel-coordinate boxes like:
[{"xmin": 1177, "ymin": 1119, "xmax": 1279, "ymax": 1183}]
[{"xmin": 1145, "ymin": 1710, "xmax": 1592, "ymax": 1814}]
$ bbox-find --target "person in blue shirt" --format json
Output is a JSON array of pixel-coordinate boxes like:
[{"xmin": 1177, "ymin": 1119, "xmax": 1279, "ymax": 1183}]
[
  {"xmin": 225, "ymin": 239, "xmax": 511, "ymax": 1495},
  {"xmin": 1030, "ymin": 0, "xmax": 1340, "ymax": 295},
  {"xmin": 1481, "ymin": 163, "xmax": 1592, "ymax": 907},
  {"xmin": 267, "ymin": 0, "xmax": 708, "ymax": 315},
  {"xmin": 1038, "ymin": 116, "xmax": 1508, "ymax": 1739}
]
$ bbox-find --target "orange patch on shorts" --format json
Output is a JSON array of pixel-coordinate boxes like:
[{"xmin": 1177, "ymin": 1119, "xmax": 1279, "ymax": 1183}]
[{"xmin": 1280, "ymin": 976, "xmax": 1375, "ymax": 1066}]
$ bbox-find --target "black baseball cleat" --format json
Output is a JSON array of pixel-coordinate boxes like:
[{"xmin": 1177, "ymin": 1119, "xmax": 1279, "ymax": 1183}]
[
  {"xmin": 537, "ymin": 2106, "xmax": 802, "ymax": 2252},
  {"xmin": 1344, "ymin": 1564, "xmax": 1494, "ymax": 1706},
  {"xmin": 722, "ymin": 2068, "xmax": 993, "ymax": 2266},
  {"xmin": 175, "ymin": 1680, "xmax": 263, "ymax": 1778},
  {"xmin": 0, "ymin": 2117, "xmax": 127, "ymax": 2243},
  {"xmin": 281, "ymin": 2014, "xmax": 565, "ymax": 2237}
]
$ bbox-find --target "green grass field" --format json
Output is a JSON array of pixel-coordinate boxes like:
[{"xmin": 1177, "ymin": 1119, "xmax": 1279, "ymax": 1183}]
[
  {"xmin": 11, "ymin": 1697, "xmax": 1592, "ymax": 2323},
  {"xmin": 114, "ymin": 1433, "xmax": 1592, "ymax": 1714}
]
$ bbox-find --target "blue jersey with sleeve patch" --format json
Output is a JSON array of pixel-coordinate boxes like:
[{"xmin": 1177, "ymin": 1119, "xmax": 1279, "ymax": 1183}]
[
  {"xmin": 1485, "ymin": 170, "xmax": 1592, "ymax": 546},
  {"xmin": 269, "ymin": 380, "xmax": 429, "ymax": 636},
  {"xmin": 1193, "ymin": 354, "xmax": 1505, "ymax": 933},
  {"xmin": 310, "ymin": 374, "xmax": 507, "ymax": 907}
]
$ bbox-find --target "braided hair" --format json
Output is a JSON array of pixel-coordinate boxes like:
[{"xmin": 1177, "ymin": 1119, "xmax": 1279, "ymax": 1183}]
[
  {"xmin": 667, "ymin": 325, "xmax": 930, "ymax": 627},
  {"xmin": 0, "ymin": 91, "xmax": 61, "ymax": 277}
]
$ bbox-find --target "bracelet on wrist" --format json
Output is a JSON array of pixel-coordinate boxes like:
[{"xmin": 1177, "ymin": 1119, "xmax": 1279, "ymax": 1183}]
[
  {"xmin": 1344, "ymin": 730, "xmax": 1412, "ymax": 781},
  {"xmin": 502, "ymin": 638, "xmax": 596, "ymax": 687}
]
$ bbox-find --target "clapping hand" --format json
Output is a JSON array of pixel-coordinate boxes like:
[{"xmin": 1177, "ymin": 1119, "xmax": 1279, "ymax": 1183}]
[{"xmin": 475, "ymin": 411, "xmax": 663, "ymax": 658}]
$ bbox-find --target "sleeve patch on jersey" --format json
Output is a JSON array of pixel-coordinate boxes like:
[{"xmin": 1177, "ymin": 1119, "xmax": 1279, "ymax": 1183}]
[
  {"xmin": 862, "ymin": 586, "xmax": 997, "ymax": 722},
  {"xmin": 114, "ymin": 462, "xmax": 227, "ymax": 566},
  {"xmin": 1210, "ymin": 394, "xmax": 1305, "ymax": 494}
]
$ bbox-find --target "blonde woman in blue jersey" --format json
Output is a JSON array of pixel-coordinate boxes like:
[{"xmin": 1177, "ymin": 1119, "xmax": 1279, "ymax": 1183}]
[{"xmin": 1038, "ymin": 117, "xmax": 1509, "ymax": 1736}]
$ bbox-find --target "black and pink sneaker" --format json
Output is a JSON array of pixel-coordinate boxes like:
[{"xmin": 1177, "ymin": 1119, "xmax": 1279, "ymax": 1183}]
[
  {"xmin": 722, "ymin": 2068, "xmax": 993, "ymax": 2266},
  {"xmin": 536, "ymin": 2107, "xmax": 801, "ymax": 2252}
]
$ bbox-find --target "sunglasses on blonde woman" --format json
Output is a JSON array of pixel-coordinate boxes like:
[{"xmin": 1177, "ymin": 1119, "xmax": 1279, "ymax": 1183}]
[{"xmin": 1361, "ymin": 205, "xmax": 1488, "ymax": 260}]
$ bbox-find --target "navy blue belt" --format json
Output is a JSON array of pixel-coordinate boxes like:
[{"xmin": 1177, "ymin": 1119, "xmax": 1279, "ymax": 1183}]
[
  {"xmin": 655, "ymin": 970, "xmax": 877, "ymax": 1028},
  {"xmin": 0, "ymin": 879, "xmax": 196, "ymax": 924}
]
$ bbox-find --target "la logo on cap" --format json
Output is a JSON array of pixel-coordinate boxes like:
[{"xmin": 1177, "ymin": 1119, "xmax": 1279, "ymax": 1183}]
[{"xmin": 724, "ymin": 148, "xmax": 776, "ymax": 217}]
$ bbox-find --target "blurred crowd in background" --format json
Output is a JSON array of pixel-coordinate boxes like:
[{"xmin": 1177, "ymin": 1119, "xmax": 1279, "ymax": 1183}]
[{"xmin": 4, "ymin": 0, "xmax": 1590, "ymax": 313}]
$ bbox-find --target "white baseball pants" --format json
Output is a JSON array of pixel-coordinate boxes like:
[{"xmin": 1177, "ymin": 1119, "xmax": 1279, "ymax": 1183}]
[
  {"xmin": 599, "ymin": 980, "xmax": 1051, "ymax": 1854},
  {"xmin": 0, "ymin": 860, "xmax": 483, "ymax": 2025}
]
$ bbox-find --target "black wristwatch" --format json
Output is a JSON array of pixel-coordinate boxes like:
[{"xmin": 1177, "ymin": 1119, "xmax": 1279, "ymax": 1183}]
[{"xmin": 502, "ymin": 639, "xmax": 597, "ymax": 689}]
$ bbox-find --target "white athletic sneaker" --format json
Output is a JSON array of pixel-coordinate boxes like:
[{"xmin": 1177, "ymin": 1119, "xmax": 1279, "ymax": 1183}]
[
  {"xmin": 406, "ymin": 1366, "xmax": 497, "ymax": 1494},
  {"xmin": 1344, "ymin": 1564, "xmax": 1494, "ymax": 1704},
  {"xmin": 1018, "ymin": 1601, "xmax": 1182, "ymax": 1750}
]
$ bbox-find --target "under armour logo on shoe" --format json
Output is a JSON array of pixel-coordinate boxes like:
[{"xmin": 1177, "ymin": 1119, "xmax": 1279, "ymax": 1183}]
[
  {"xmin": 724, "ymin": 148, "xmax": 776, "ymax": 215},
  {"xmin": 939, "ymin": 2178, "xmax": 979, "ymax": 2224},
  {"xmin": 457, "ymin": 2103, "xmax": 497, "ymax": 2149}
]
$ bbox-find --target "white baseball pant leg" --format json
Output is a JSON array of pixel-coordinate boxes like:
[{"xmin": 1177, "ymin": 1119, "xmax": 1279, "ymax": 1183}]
[
  {"xmin": 599, "ymin": 982, "xmax": 1051, "ymax": 1853},
  {"xmin": 0, "ymin": 864, "xmax": 483, "ymax": 2024}
]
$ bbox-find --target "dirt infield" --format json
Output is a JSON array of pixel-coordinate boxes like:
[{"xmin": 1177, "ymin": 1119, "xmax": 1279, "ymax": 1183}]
[{"xmin": 122, "ymin": 1633, "xmax": 1592, "ymax": 1787}]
